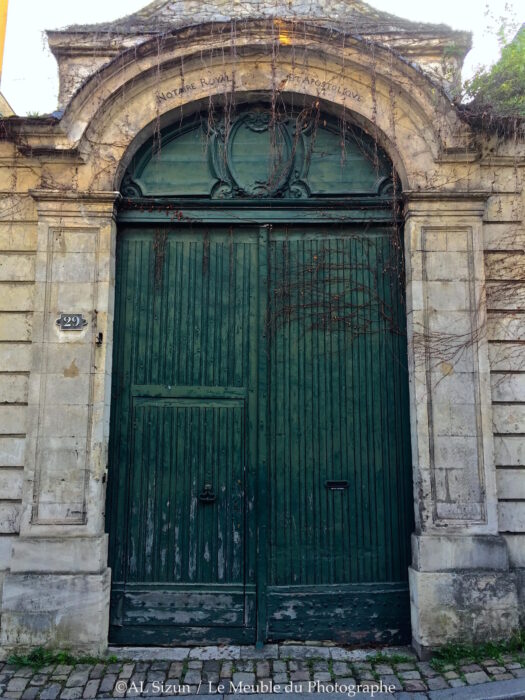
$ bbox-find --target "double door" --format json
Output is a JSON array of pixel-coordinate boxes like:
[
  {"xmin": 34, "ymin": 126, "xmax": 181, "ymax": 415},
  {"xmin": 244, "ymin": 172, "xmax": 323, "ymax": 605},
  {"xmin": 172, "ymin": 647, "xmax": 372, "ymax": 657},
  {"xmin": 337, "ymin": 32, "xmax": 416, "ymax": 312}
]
[{"xmin": 107, "ymin": 224, "xmax": 413, "ymax": 645}]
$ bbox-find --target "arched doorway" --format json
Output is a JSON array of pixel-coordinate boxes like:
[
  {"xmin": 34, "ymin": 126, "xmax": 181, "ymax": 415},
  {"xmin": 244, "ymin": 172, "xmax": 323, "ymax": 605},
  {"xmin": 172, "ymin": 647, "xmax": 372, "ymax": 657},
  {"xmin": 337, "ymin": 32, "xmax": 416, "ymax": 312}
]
[{"xmin": 106, "ymin": 104, "xmax": 413, "ymax": 646}]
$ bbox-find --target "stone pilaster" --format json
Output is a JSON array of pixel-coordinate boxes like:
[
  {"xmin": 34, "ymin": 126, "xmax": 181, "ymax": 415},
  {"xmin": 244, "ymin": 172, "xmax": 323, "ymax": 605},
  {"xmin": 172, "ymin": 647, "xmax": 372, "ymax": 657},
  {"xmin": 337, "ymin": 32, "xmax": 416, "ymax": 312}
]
[
  {"xmin": 0, "ymin": 191, "xmax": 119, "ymax": 654},
  {"xmin": 404, "ymin": 192, "xmax": 519, "ymax": 656}
]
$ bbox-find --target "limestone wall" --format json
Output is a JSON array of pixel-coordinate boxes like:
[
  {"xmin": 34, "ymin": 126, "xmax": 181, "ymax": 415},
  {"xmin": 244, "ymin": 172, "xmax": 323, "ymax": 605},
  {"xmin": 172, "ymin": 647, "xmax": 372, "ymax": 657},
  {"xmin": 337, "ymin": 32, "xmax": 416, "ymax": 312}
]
[
  {"xmin": 0, "ymin": 144, "xmax": 40, "ymax": 598},
  {"xmin": 483, "ymin": 167, "xmax": 525, "ymax": 581}
]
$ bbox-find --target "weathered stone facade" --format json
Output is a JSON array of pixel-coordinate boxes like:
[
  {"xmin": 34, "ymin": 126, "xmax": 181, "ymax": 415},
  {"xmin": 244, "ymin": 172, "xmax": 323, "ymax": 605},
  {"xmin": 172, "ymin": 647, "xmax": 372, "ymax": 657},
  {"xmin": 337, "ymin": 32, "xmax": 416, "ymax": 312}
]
[{"xmin": 0, "ymin": 0, "xmax": 523, "ymax": 656}]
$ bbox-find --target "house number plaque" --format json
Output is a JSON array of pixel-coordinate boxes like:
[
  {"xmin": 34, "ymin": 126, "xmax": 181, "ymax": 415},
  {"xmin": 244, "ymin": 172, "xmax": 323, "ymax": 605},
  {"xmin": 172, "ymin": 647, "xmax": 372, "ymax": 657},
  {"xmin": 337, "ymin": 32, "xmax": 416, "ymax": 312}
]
[{"xmin": 56, "ymin": 313, "xmax": 88, "ymax": 331}]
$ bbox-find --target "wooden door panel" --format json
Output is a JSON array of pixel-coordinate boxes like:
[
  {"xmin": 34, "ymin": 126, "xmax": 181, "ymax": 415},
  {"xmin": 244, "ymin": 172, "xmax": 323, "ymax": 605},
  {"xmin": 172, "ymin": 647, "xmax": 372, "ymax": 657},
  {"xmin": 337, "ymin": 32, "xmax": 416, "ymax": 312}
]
[
  {"xmin": 266, "ymin": 227, "xmax": 413, "ymax": 644},
  {"xmin": 107, "ymin": 228, "xmax": 258, "ymax": 644}
]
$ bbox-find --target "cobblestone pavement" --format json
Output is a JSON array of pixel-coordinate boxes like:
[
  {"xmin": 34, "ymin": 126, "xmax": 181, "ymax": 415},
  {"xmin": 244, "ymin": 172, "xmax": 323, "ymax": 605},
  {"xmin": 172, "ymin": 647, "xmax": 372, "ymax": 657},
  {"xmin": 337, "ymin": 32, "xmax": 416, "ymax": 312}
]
[{"xmin": 0, "ymin": 644, "xmax": 524, "ymax": 699}]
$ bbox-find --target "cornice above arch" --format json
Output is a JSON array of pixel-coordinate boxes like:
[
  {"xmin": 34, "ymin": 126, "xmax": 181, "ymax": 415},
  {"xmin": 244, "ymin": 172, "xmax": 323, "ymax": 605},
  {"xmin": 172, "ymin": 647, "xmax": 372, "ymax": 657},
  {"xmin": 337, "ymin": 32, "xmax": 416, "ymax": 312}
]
[
  {"xmin": 59, "ymin": 21, "xmax": 472, "ymax": 156},
  {"xmin": 48, "ymin": 1, "xmax": 470, "ymax": 108}
]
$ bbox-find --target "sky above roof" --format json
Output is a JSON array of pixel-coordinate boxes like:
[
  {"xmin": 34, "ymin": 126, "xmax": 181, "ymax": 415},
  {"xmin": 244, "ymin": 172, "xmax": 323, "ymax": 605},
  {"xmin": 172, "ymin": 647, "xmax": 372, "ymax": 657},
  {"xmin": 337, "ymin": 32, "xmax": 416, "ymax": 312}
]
[{"xmin": 1, "ymin": 0, "xmax": 521, "ymax": 115}]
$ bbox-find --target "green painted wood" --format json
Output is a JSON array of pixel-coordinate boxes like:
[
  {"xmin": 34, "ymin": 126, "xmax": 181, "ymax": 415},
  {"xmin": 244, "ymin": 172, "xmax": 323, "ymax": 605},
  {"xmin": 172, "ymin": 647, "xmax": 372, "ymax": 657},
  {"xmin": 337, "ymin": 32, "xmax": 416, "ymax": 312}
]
[
  {"xmin": 107, "ymin": 227, "xmax": 259, "ymax": 644},
  {"xmin": 109, "ymin": 107, "xmax": 412, "ymax": 646},
  {"xmin": 265, "ymin": 226, "xmax": 413, "ymax": 642},
  {"xmin": 266, "ymin": 583, "xmax": 410, "ymax": 644},
  {"xmin": 118, "ymin": 203, "xmax": 397, "ymax": 224},
  {"xmin": 121, "ymin": 109, "xmax": 395, "ymax": 201}
]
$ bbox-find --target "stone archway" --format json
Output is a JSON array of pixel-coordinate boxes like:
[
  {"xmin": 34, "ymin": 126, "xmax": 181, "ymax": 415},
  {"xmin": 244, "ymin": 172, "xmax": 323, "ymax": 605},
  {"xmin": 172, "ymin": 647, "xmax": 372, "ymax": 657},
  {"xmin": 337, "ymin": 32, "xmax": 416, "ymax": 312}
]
[
  {"xmin": 106, "ymin": 104, "xmax": 414, "ymax": 646},
  {"xmin": 0, "ymin": 14, "xmax": 518, "ymax": 656}
]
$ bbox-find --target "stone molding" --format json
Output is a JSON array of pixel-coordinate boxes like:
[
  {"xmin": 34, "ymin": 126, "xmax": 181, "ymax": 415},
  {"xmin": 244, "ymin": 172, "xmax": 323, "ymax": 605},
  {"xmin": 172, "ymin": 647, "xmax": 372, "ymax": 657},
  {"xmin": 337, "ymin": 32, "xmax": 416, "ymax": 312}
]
[
  {"xmin": 19, "ymin": 191, "xmax": 119, "ymax": 536},
  {"xmin": 404, "ymin": 192, "xmax": 497, "ymax": 534}
]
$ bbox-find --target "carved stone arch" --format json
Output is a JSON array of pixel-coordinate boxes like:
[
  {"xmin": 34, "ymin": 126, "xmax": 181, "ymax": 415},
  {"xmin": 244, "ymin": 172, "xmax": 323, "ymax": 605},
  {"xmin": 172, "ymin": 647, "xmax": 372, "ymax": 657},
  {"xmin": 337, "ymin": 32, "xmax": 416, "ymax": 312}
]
[
  {"xmin": 55, "ymin": 22, "xmax": 475, "ymax": 193},
  {"xmin": 117, "ymin": 101, "xmax": 398, "ymax": 201}
]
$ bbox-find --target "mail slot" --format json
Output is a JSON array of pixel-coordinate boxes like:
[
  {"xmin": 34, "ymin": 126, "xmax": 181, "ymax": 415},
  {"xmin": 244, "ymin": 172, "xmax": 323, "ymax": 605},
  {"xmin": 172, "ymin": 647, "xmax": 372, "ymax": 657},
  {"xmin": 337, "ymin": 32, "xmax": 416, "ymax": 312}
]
[{"xmin": 325, "ymin": 480, "xmax": 349, "ymax": 491}]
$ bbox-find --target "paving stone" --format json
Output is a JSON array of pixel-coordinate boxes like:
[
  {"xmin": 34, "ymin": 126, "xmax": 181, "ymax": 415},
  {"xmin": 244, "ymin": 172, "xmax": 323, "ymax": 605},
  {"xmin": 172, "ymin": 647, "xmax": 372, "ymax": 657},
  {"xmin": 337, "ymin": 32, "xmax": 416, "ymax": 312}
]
[
  {"xmin": 396, "ymin": 662, "xmax": 416, "ymax": 671},
  {"xmin": 313, "ymin": 672, "xmax": 331, "ymax": 681},
  {"xmin": 119, "ymin": 664, "xmax": 135, "ymax": 680},
  {"xmin": 60, "ymin": 689, "xmax": 83, "ymax": 700},
  {"xmin": 40, "ymin": 666, "xmax": 56, "ymax": 675},
  {"xmin": 355, "ymin": 670, "xmax": 375, "ymax": 681},
  {"xmin": 239, "ymin": 645, "xmax": 279, "ymax": 659},
  {"xmin": 14, "ymin": 669, "xmax": 33, "ymax": 678},
  {"xmin": 203, "ymin": 661, "xmax": 220, "ymax": 673},
  {"xmin": 273, "ymin": 673, "xmax": 288, "ymax": 683},
  {"xmin": 3, "ymin": 692, "xmax": 23, "ymax": 699},
  {"xmin": 220, "ymin": 662, "xmax": 233, "ymax": 678},
  {"xmin": 288, "ymin": 661, "xmax": 309, "ymax": 671},
  {"xmin": 55, "ymin": 667, "xmax": 74, "ymax": 678},
  {"xmin": 444, "ymin": 670, "xmax": 459, "ymax": 679},
  {"xmin": 399, "ymin": 670, "xmax": 421, "ymax": 680},
  {"xmin": 375, "ymin": 664, "xmax": 394, "ymax": 674},
  {"xmin": 29, "ymin": 673, "xmax": 49, "ymax": 685},
  {"xmin": 426, "ymin": 676, "xmax": 449, "ymax": 690},
  {"xmin": 231, "ymin": 672, "xmax": 255, "ymax": 684},
  {"xmin": 169, "ymin": 662, "xmax": 184, "ymax": 677},
  {"xmin": 336, "ymin": 677, "xmax": 356, "ymax": 686},
  {"xmin": 106, "ymin": 664, "xmax": 122, "ymax": 674},
  {"xmin": 255, "ymin": 661, "xmax": 270, "ymax": 677},
  {"xmin": 292, "ymin": 681, "xmax": 313, "ymax": 691},
  {"xmin": 402, "ymin": 680, "xmax": 427, "ymax": 692},
  {"xmin": 448, "ymin": 678, "xmax": 466, "ymax": 688},
  {"xmin": 128, "ymin": 673, "xmax": 146, "ymax": 687},
  {"xmin": 99, "ymin": 674, "xmax": 118, "ymax": 693},
  {"xmin": 140, "ymin": 681, "xmax": 158, "ymax": 695},
  {"xmin": 21, "ymin": 688, "xmax": 39, "ymax": 700},
  {"xmin": 461, "ymin": 663, "xmax": 482, "ymax": 673},
  {"xmin": 487, "ymin": 665, "xmax": 507, "ymax": 674},
  {"xmin": 272, "ymin": 661, "xmax": 287, "ymax": 673},
  {"xmin": 89, "ymin": 664, "xmax": 106, "ymax": 679},
  {"xmin": 150, "ymin": 661, "xmax": 169, "ymax": 671},
  {"xmin": 332, "ymin": 661, "xmax": 350, "ymax": 676},
  {"xmin": 507, "ymin": 662, "xmax": 522, "ymax": 669},
  {"xmin": 312, "ymin": 660, "xmax": 329, "ymax": 672},
  {"xmin": 512, "ymin": 667, "xmax": 525, "ymax": 677},
  {"xmin": 492, "ymin": 672, "xmax": 514, "ymax": 680},
  {"xmin": 279, "ymin": 645, "xmax": 329, "ymax": 659},
  {"xmin": 416, "ymin": 661, "xmax": 436, "ymax": 677},
  {"xmin": 134, "ymin": 663, "xmax": 150, "ymax": 673},
  {"xmin": 236, "ymin": 661, "xmax": 254, "ymax": 672},
  {"xmin": 183, "ymin": 671, "xmax": 202, "ymax": 685},
  {"xmin": 67, "ymin": 670, "xmax": 91, "ymax": 687},
  {"xmin": 481, "ymin": 659, "xmax": 499, "ymax": 667},
  {"xmin": 330, "ymin": 648, "xmax": 373, "ymax": 661},
  {"xmin": 189, "ymin": 646, "xmax": 240, "ymax": 660},
  {"xmin": 379, "ymin": 674, "xmax": 402, "ymax": 691},
  {"xmin": 187, "ymin": 661, "xmax": 203, "ymax": 670},
  {"xmin": 83, "ymin": 679, "xmax": 100, "ymax": 698},
  {"xmin": 7, "ymin": 678, "xmax": 29, "ymax": 692},
  {"xmin": 40, "ymin": 685, "xmax": 62, "ymax": 700},
  {"xmin": 464, "ymin": 670, "xmax": 490, "ymax": 684},
  {"xmin": 146, "ymin": 671, "xmax": 166, "ymax": 683}
]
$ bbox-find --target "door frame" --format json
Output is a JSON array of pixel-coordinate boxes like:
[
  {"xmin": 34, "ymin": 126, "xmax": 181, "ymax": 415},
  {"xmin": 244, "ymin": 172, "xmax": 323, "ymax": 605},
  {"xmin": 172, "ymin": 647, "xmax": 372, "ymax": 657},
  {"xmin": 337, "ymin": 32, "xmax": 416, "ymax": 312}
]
[{"xmin": 113, "ymin": 199, "xmax": 405, "ymax": 645}]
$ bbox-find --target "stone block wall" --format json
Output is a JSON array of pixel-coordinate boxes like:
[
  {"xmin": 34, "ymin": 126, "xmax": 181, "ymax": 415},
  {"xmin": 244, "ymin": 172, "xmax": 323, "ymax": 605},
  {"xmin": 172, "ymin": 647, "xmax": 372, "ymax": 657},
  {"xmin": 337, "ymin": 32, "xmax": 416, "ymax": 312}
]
[
  {"xmin": 483, "ymin": 178, "xmax": 525, "ymax": 617},
  {"xmin": 0, "ymin": 157, "xmax": 39, "ymax": 607}
]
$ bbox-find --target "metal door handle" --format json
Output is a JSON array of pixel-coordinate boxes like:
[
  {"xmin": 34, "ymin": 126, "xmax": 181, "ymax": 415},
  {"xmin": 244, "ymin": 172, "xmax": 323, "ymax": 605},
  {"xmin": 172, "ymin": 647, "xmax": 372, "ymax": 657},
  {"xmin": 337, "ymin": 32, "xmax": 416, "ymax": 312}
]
[
  {"xmin": 325, "ymin": 480, "xmax": 349, "ymax": 491},
  {"xmin": 199, "ymin": 483, "xmax": 217, "ymax": 503}
]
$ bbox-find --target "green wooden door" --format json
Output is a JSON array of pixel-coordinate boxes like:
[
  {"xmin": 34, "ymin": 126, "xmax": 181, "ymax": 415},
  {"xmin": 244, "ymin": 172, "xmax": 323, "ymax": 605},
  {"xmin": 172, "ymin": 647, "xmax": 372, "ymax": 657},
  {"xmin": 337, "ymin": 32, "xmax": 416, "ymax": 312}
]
[
  {"xmin": 108, "ymin": 108, "xmax": 413, "ymax": 646},
  {"xmin": 266, "ymin": 227, "xmax": 412, "ymax": 643},
  {"xmin": 107, "ymin": 222, "xmax": 413, "ymax": 645},
  {"xmin": 107, "ymin": 227, "xmax": 259, "ymax": 644}
]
